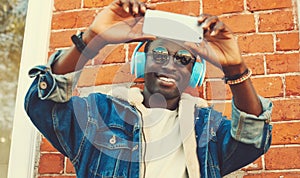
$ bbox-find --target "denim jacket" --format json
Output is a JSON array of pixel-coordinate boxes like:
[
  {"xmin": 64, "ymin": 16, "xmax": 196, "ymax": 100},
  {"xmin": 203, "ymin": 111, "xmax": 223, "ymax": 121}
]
[{"xmin": 24, "ymin": 51, "xmax": 273, "ymax": 178}]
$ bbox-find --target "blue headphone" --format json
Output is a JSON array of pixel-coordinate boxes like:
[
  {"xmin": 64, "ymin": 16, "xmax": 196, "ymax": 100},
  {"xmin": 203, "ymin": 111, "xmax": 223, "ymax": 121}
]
[{"xmin": 130, "ymin": 41, "xmax": 206, "ymax": 88}]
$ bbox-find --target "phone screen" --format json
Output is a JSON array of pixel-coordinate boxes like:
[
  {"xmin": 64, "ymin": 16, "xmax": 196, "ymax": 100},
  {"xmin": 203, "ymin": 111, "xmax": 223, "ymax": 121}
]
[{"xmin": 143, "ymin": 10, "xmax": 203, "ymax": 43}]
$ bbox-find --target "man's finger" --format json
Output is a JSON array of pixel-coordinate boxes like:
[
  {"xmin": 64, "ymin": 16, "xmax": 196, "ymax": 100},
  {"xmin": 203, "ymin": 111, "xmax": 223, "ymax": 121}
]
[{"xmin": 210, "ymin": 21, "xmax": 225, "ymax": 36}]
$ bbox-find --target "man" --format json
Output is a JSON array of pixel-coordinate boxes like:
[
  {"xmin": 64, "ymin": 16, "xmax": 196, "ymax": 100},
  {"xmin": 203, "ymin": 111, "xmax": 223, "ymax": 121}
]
[{"xmin": 25, "ymin": 0, "xmax": 273, "ymax": 177}]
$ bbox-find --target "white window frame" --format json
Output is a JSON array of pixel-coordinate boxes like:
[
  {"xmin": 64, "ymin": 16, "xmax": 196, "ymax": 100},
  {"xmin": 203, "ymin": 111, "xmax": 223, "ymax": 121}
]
[{"xmin": 7, "ymin": 0, "xmax": 53, "ymax": 177}]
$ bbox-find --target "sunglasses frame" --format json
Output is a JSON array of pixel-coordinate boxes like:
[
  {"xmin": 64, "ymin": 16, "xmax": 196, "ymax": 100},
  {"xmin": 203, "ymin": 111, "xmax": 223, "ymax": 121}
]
[{"xmin": 147, "ymin": 46, "xmax": 196, "ymax": 67}]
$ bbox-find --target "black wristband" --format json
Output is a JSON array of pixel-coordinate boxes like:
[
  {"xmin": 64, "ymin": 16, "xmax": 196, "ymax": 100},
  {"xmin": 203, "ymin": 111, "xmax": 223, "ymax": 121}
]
[
  {"xmin": 71, "ymin": 32, "xmax": 86, "ymax": 53},
  {"xmin": 71, "ymin": 32, "xmax": 98, "ymax": 59}
]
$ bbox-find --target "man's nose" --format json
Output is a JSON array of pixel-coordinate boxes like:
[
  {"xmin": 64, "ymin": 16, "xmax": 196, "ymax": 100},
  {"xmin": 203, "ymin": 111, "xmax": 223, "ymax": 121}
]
[{"xmin": 162, "ymin": 56, "xmax": 177, "ymax": 71}]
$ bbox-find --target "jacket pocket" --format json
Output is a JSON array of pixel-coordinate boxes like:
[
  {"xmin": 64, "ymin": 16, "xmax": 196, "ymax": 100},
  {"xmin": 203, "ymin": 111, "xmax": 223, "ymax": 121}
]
[{"xmin": 89, "ymin": 127, "xmax": 133, "ymax": 178}]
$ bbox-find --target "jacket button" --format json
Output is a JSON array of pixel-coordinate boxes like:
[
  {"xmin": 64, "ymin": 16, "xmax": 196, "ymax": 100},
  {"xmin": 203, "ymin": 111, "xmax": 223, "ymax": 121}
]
[
  {"xmin": 210, "ymin": 128, "xmax": 216, "ymax": 137},
  {"xmin": 132, "ymin": 145, "xmax": 138, "ymax": 151},
  {"xmin": 109, "ymin": 135, "xmax": 116, "ymax": 144},
  {"xmin": 39, "ymin": 81, "xmax": 47, "ymax": 89}
]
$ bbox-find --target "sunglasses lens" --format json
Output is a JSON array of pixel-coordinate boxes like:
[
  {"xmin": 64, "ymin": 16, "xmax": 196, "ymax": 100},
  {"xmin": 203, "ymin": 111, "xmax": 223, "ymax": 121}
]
[
  {"xmin": 152, "ymin": 46, "xmax": 169, "ymax": 64},
  {"xmin": 175, "ymin": 50, "xmax": 194, "ymax": 65},
  {"xmin": 151, "ymin": 47, "xmax": 195, "ymax": 66}
]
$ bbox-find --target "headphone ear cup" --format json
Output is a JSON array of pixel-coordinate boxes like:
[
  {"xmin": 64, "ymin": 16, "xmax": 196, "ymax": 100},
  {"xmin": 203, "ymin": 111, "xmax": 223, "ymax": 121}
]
[
  {"xmin": 131, "ymin": 41, "xmax": 146, "ymax": 78},
  {"xmin": 134, "ymin": 52, "xmax": 146, "ymax": 78},
  {"xmin": 198, "ymin": 60, "xmax": 206, "ymax": 86},
  {"xmin": 189, "ymin": 60, "xmax": 206, "ymax": 88}
]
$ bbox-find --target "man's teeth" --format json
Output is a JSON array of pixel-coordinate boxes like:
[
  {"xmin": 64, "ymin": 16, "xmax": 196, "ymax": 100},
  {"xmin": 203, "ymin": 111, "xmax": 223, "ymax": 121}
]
[{"xmin": 159, "ymin": 77, "xmax": 176, "ymax": 83}]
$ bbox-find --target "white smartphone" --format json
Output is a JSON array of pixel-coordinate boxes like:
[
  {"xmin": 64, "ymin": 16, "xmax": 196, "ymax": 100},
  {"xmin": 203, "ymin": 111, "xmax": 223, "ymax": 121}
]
[{"xmin": 143, "ymin": 10, "xmax": 203, "ymax": 43}]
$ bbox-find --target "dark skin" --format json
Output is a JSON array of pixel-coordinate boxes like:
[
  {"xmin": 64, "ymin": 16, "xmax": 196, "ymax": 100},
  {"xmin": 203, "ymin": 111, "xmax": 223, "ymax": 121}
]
[
  {"xmin": 51, "ymin": 0, "xmax": 262, "ymax": 116},
  {"xmin": 142, "ymin": 39, "xmax": 195, "ymax": 110}
]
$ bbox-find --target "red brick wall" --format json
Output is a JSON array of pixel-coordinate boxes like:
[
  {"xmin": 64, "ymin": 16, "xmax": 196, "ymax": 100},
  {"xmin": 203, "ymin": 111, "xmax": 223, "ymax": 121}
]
[{"xmin": 37, "ymin": 0, "xmax": 300, "ymax": 177}]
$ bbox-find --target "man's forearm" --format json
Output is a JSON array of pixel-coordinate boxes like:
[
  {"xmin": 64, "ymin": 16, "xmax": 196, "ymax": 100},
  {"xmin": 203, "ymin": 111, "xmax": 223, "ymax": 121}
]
[
  {"xmin": 223, "ymin": 64, "xmax": 262, "ymax": 116},
  {"xmin": 52, "ymin": 29, "xmax": 106, "ymax": 75},
  {"xmin": 229, "ymin": 79, "xmax": 262, "ymax": 116}
]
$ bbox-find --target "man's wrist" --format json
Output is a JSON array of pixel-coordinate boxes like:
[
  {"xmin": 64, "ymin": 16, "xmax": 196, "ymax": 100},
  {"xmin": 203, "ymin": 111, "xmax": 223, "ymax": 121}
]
[
  {"xmin": 71, "ymin": 32, "xmax": 99, "ymax": 59},
  {"xmin": 222, "ymin": 63, "xmax": 248, "ymax": 78},
  {"xmin": 71, "ymin": 29, "xmax": 107, "ymax": 59},
  {"xmin": 82, "ymin": 28, "xmax": 98, "ymax": 44}
]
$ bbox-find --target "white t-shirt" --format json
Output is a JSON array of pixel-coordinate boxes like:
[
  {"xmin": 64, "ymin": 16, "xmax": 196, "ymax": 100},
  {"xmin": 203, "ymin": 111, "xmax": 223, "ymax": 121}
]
[
  {"xmin": 140, "ymin": 107, "xmax": 188, "ymax": 178},
  {"xmin": 108, "ymin": 87, "xmax": 204, "ymax": 178}
]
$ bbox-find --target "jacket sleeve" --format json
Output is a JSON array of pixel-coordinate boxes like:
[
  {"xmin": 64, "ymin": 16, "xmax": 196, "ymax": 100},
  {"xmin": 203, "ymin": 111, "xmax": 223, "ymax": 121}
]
[
  {"xmin": 27, "ymin": 50, "xmax": 82, "ymax": 103},
  {"xmin": 230, "ymin": 96, "xmax": 272, "ymax": 149},
  {"xmin": 217, "ymin": 96, "xmax": 273, "ymax": 176},
  {"xmin": 24, "ymin": 51, "xmax": 88, "ymax": 160}
]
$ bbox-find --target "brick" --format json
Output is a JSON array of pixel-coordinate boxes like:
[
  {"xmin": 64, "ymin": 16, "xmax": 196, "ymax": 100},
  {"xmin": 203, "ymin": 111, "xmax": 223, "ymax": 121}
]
[
  {"xmin": 247, "ymin": 0, "xmax": 293, "ymax": 11},
  {"xmin": 206, "ymin": 80, "xmax": 232, "ymax": 100},
  {"xmin": 244, "ymin": 172, "xmax": 300, "ymax": 178},
  {"xmin": 84, "ymin": 0, "xmax": 114, "ymax": 8},
  {"xmin": 238, "ymin": 34, "xmax": 274, "ymax": 54},
  {"xmin": 130, "ymin": 78, "xmax": 145, "ymax": 90},
  {"xmin": 276, "ymin": 32, "xmax": 300, "ymax": 51},
  {"xmin": 252, "ymin": 77, "xmax": 283, "ymax": 98},
  {"xmin": 286, "ymin": 75, "xmax": 300, "ymax": 96},
  {"xmin": 69, "ymin": 10, "xmax": 95, "ymax": 29},
  {"xmin": 243, "ymin": 55, "xmax": 265, "ymax": 75},
  {"xmin": 266, "ymin": 53, "xmax": 300, "ymax": 74},
  {"xmin": 242, "ymin": 157, "xmax": 263, "ymax": 171},
  {"xmin": 272, "ymin": 99, "xmax": 300, "ymax": 122},
  {"xmin": 265, "ymin": 147, "xmax": 300, "ymax": 170},
  {"xmin": 77, "ymin": 66, "xmax": 103, "ymax": 87},
  {"xmin": 54, "ymin": 0, "xmax": 81, "ymax": 11},
  {"xmin": 94, "ymin": 44, "xmax": 126, "ymax": 65},
  {"xmin": 40, "ymin": 137, "xmax": 59, "ymax": 152},
  {"xmin": 206, "ymin": 62, "xmax": 223, "ymax": 79},
  {"xmin": 66, "ymin": 158, "xmax": 76, "ymax": 173},
  {"xmin": 77, "ymin": 64, "xmax": 135, "ymax": 87},
  {"xmin": 203, "ymin": 0, "xmax": 244, "ymax": 15},
  {"xmin": 220, "ymin": 14, "xmax": 255, "ymax": 34},
  {"xmin": 272, "ymin": 122, "xmax": 300, "ymax": 145},
  {"xmin": 207, "ymin": 101, "xmax": 232, "ymax": 118},
  {"xmin": 52, "ymin": 10, "xmax": 96, "ymax": 30},
  {"xmin": 47, "ymin": 49, "xmax": 56, "ymax": 60},
  {"xmin": 50, "ymin": 30, "xmax": 77, "ymax": 49},
  {"xmin": 51, "ymin": 12, "xmax": 76, "ymax": 30},
  {"xmin": 258, "ymin": 11, "xmax": 294, "ymax": 32},
  {"xmin": 128, "ymin": 43, "xmax": 141, "ymax": 62},
  {"xmin": 77, "ymin": 67, "xmax": 100, "ymax": 87},
  {"xmin": 184, "ymin": 86, "xmax": 204, "ymax": 98},
  {"xmin": 207, "ymin": 54, "xmax": 265, "ymax": 78},
  {"xmin": 38, "ymin": 153, "xmax": 65, "ymax": 174},
  {"xmin": 130, "ymin": 42, "xmax": 258, "ymax": 83},
  {"xmin": 156, "ymin": 1, "xmax": 200, "ymax": 16}
]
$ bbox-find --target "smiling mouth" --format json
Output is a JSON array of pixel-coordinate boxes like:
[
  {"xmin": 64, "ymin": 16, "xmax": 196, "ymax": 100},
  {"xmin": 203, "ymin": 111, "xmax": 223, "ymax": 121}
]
[
  {"xmin": 155, "ymin": 73, "xmax": 178, "ymax": 87},
  {"xmin": 158, "ymin": 76, "xmax": 176, "ymax": 83}
]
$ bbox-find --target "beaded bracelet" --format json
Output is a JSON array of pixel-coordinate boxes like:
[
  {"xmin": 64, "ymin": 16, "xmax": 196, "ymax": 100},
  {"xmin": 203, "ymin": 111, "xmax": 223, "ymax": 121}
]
[{"xmin": 224, "ymin": 69, "xmax": 252, "ymax": 85}]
